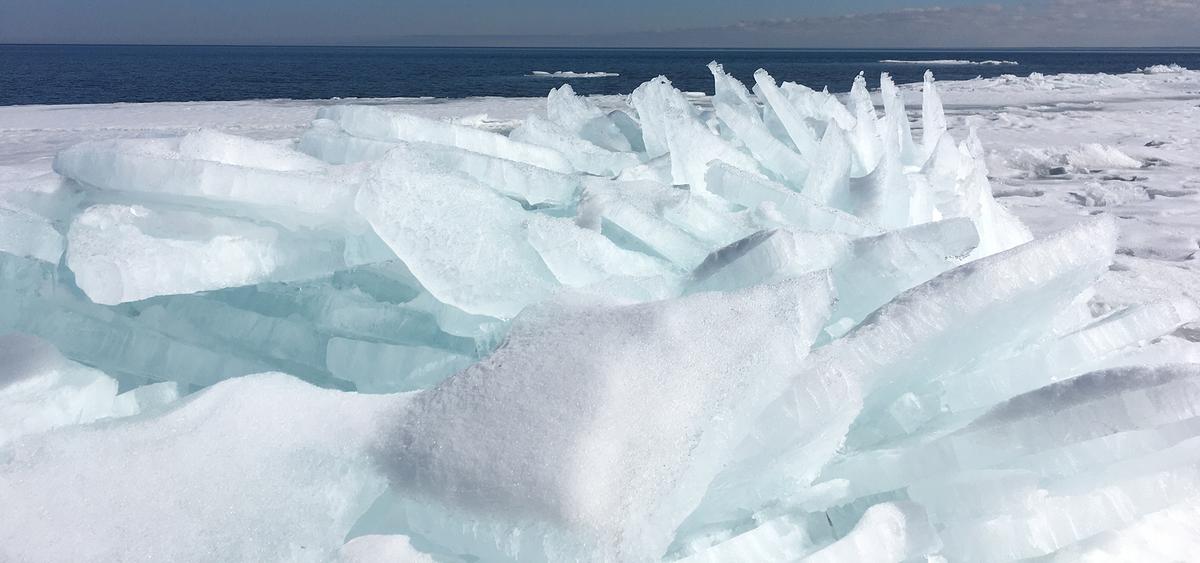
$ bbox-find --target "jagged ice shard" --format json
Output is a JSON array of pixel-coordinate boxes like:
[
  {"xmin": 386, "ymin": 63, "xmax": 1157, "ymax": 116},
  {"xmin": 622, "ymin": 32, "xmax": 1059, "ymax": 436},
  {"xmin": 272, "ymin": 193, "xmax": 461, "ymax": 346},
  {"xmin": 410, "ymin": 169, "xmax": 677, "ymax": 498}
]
[{"xmin": 2, "ymin": 63, "xmax": 1199, "ymax": 563}]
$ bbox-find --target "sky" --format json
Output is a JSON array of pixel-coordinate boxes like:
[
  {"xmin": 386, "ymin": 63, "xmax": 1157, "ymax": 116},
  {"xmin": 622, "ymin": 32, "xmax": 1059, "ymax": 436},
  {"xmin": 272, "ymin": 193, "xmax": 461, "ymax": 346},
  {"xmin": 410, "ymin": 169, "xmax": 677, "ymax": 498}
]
[{"xmin": 1, "ymin": 0, "xmax": 1198, "ymax": 48}]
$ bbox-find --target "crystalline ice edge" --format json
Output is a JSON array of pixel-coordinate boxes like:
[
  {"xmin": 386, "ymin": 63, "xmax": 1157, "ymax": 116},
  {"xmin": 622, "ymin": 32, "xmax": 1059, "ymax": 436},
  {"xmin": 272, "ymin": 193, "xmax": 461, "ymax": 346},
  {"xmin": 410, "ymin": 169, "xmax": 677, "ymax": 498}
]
[{"xmin": 2, "ymin": 64, "xmax": 1199, "ymax": 563}]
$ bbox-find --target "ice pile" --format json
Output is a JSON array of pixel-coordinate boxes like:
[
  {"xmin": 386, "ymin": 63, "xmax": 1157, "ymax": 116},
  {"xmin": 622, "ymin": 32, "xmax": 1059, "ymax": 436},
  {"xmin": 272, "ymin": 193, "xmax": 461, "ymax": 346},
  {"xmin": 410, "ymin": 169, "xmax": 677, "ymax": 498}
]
[{"xmin": 2, "ymin": 64, "xmax": 1199, "ymax": 562}]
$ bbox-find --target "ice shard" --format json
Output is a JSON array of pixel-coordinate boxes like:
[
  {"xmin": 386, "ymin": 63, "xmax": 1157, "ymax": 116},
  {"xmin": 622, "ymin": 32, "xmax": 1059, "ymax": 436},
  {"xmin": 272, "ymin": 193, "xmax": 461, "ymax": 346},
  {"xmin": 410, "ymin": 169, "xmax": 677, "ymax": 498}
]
[{"xmin": 318, "ymin": 105, "xmax": 575, "ymax": 173}]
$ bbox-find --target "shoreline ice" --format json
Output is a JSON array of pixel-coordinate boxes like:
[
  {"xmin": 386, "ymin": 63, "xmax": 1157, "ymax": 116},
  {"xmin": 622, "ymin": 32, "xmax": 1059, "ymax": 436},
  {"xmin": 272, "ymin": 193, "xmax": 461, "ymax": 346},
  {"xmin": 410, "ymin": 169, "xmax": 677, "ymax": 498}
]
[
  {"xmin": 880, "ymin": 59, "xmax": 1019, "ymax": 65},
  {"xmin": 2, "ymin": 64, "xmax": 1200, "ymax": 562}
]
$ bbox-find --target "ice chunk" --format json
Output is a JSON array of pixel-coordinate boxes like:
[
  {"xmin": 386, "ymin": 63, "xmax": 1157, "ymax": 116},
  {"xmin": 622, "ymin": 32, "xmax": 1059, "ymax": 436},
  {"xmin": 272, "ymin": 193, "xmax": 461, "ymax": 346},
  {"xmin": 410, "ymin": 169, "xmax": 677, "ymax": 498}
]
[
  {"xmin": 675, "ymin": 513, "xmax": 822, "ymax": 562},
  {"xmin": 577, "ymin": 179, "xmax": 717, "ymax": 268},
  {"xmin": 0, "ymin": 204, "xmax": 64, "ymax": 263},
  {"xmin": 381, "ymin": 275, "xmax": 834, "ymax": 561},
  {"xmin": 846, "ymin": 138, "xmax": 937, "ymax": 231},
  {"xmin": 950, "ymin": 130, "xmax": 1034, "ymax": 257},
  {"xmin": 829, "ymin": 217, "xmax": 979, "ymax": 327},
  {"xmin": 67, "ymin": 204, "xmax": 351, "ymax": 305},
  {"xmin": 707, "ymin": 62, "xmax": 809, "ymax": 186},
  {"xmin": 703, "ymin": 218, "xmax": 1115, "ymax": 521},
  {"xmin": 0, "ymin": 333, "xmax": 118, "ymax": 447},
  {"xmin": 509, "ymin": 114, "xmax": 639, "ymax": 176},
  {"xmin": 1066, "ymin": 143, "xmax": 1143, "ymax": 170},
  {"xmin": 937, "ymin": 298, "xmax": 1200, "ymax": 412},
  {"xmin": 630, "ymin": 76, "xmax": 761, "ymax": 192},
  {"xmin": 799, "ymin": 502, "xmax": 940, "ymax": 563},
  {"xmin": 802, "ymin": 124, "xmax": 853, "ymax": 208},
  {"xmin": 688, "ymin": 229, "xmax": 849, "ymax": 293},
  {"xmin": 628, "ymin": 76, "xmax": 699, "ymax": 159},
  {"xmin": 356, "ymin": 154, "xmax": 558, "ymax": 319},
  {"xmin": 705, "ymin": 162, "xmax": 882, "ymax": 237},
  {"xmin": 545, "ymin": 84, "xmax": 633, "ymax": 152},
  {"xmin": 878, "ymin": 73, "xmax": 920, "ymax": 166},
  {"xmin": 752, "ymin": 69, "xmax": 821, "ymax": 158},
  {"xmin": 53, "ymin": 138, "xmax": 359, "ymax": 229},
  {"xmin": 1044, "ymin": 500, "xmax": 1200, "ymax": 562},
  {"xmin": 326, "ymin": 337, "xmax": 473, "ymax": 393},
  {"xmin": 526, "ymin": 214, "xmax": 680, "ymax": 298},
  {"xmin": 0, "ymin": 253, "xmax": 280, "ymax": 388},
  {"xmin": 177, "ymin": 129, "xmax": 327, "ymax": 172},
  {"xmin": 846, "ymin": 73, "xmax": 882, "ymax": 176},
  {"xmin": 299, "ymin": 129, "xmax": 581, "ymax": 207},
  {"xmin": 338, "ymin": 535, "xmax": 440, "ymax": 563},
  {"xmin": 921, "ymin": 70, "xmax": 948, "ymax": 158},
  {"xmin": 842, "ymin": 217, "xmax": 1116, "ymax": 423},
  {"xmin": 110, "ymin": 381, "xmax": 180, "ymax": 418},
  {"xmin": 0, "ymin": 372, "xmax": 404, "ymax": 562},
  {"xmin": 318, "ymin": 105, "xmax": 575, "ymax": 173}
]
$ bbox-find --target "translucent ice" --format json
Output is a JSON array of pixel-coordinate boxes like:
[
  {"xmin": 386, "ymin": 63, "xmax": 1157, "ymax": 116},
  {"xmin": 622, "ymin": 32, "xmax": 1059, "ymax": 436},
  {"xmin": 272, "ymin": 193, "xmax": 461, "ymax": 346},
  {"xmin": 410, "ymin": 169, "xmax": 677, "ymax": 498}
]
[
  {"xmin": 53, "ymin": 138, "xmax": 360, "ymax": 229},
  {"xmin": 545, "ymin": 84, "xmax": 633, "ymax": 152},
  {"xmin": 509, "ymin": 114, "xmax": 639, "ymax": 176},
  {"xmin": 630, "ymin": 76, "xmax": 761, "ymax": 192},
  {"xmin": 708, "ymin": 62, "xmax": 809, "ymax": 186},
  {"xmin": 0, "ymin": 204, "xmax": 63, "ymax": 264},
  {"xmin": 318, "ymin": 105, "xmax": 575, "ymax": 173},
  {"xmin": 0, "ymin": 333, "xmax": 118, "ymax": 447},
  {"xmin": 67, "ymin": 204, "xmax": 351, "ymax": 304},
  {"xmin": 299, "ymin": 128, "xmax": 581, "ymax": 207},
  {"xmin": 799, "ymin": 502, "xmax": 940, "ymax": 563},
  {"xmin": 752, "ymin": 69, "xmax": 821, "ymax": 159},
  {"xmin": 6, "ymin": 64, "xmax": 1198, "ymax": 562},
  {"xmin": 356, "ymin": 154, "xmax": 559, "ymax": 319}
]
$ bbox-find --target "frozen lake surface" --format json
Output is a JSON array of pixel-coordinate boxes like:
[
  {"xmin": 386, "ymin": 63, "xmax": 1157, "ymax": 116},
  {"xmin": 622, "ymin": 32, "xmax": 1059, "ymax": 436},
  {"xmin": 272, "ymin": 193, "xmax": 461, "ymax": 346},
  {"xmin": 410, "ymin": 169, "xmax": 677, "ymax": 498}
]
[{"xmin": 2, "ymin": 64, "xmax": 1200, "ymax": 561}]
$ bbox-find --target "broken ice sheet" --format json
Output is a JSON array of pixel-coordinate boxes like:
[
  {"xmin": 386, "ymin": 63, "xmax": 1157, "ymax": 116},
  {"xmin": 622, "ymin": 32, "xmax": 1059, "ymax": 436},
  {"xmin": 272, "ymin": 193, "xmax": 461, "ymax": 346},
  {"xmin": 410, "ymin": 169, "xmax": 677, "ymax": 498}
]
[{"xmin": 2, "ymin": 63, "xmax": 1200, "ymax": 563}]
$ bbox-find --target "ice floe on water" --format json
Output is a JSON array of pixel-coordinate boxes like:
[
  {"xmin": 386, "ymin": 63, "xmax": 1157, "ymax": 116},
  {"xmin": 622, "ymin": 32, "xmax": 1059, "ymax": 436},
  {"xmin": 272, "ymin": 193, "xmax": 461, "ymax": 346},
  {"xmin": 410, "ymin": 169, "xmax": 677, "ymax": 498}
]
[
  {"xmin": 1137, "ymin": 63, "xmax": 1189, "ymax": 74},
  {"xmin": 2, "ymin": 62, "xmax": 1200, "ymax": 562},
  {"xmin": 528, "ymin": 70, "xmax": 620, "ymax": 78},
  {"xmin": 880, "ymin": 59, "xmax": 1018, "ymax": 66}
]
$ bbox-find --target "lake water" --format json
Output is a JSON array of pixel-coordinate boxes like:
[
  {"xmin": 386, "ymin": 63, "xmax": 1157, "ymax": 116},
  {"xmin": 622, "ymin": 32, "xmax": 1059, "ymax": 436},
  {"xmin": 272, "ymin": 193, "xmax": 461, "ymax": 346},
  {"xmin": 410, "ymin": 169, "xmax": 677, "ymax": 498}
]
[{"xmin": 3, "ymin": 44, "xmax": 1199, "ymax": 105}]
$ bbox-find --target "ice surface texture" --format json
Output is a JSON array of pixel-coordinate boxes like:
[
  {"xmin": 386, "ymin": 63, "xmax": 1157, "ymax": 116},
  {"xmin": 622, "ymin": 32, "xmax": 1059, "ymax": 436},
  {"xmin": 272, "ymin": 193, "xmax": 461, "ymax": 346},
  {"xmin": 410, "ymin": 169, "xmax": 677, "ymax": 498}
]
[{"xmin": 2, "ymin": 64, "xmax": 1199, "ymax": 562}]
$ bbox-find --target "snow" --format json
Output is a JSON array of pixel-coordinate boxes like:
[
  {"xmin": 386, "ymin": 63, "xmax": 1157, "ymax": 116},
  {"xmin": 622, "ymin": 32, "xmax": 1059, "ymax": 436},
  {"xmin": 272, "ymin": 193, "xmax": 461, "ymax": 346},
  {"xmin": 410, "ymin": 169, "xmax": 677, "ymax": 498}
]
[
  {"xmin": 3, "ymin": 63, "xmax": 1200, "ymax": 562},
  {"xmin": 0, "ymin": 372, "xmax": 408, "ymax": 563},
  {"xmin": 383, "ymin": 276, "xmax": 833, "ymax": 560}
]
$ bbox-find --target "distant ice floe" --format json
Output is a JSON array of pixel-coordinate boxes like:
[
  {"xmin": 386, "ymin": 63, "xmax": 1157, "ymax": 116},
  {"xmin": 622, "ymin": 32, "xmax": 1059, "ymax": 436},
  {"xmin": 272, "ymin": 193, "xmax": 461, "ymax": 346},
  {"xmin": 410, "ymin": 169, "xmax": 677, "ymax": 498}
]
[
  {"xmin": 528, "ymin": 70, "xmax": 619, "ymax": 78},
  {"xmin": 881, "ymin": 59, "xmax": 1019, "ymax": 66},
  {"xmin": 1137, "ymin": 63, "xmax": 1189, "ymax": 74}
]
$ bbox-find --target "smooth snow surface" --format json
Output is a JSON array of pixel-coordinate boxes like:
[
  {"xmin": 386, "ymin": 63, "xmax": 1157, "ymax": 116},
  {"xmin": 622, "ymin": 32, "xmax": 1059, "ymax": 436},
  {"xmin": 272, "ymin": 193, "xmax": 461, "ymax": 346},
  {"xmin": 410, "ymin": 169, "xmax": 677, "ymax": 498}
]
[{"xmin": 3, "ymin": 64, "xmax": 1200, "ymax": 562}]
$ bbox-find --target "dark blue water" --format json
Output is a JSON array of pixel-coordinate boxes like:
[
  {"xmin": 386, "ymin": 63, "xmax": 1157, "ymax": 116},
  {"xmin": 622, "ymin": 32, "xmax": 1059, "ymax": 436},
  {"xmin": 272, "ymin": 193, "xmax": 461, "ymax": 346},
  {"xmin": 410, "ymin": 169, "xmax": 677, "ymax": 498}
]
[{"xmin": 3, "ymin": 45, "xmax": 1199, "ymax": 106}]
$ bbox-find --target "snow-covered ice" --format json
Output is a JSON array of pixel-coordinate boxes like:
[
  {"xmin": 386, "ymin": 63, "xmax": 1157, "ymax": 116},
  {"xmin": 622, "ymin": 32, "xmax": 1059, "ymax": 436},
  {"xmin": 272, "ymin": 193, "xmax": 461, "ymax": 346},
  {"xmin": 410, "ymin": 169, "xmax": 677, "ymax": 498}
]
[
  {"xmin": 3, "ymin": 62, "xmax": 1200, "ymax": 562},
  {"xmin": 880, "ymin": 59, "xmax": 1019, "ymax": 66}
]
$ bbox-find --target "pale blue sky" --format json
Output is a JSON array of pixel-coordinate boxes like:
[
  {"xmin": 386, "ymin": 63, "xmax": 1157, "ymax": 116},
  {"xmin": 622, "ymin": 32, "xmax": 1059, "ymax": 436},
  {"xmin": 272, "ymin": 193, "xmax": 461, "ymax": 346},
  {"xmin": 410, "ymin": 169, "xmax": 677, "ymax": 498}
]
[{"xmin": 1, "ymin": 0, "xmax": 1197, "ymax": 47}]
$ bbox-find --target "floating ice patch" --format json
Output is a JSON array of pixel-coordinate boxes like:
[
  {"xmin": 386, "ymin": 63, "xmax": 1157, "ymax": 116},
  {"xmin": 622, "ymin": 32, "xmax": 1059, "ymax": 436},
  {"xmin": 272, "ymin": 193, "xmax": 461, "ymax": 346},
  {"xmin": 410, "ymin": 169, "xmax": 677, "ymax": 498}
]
[
  {"xmin": 1137, "ymin": 63, "xmax": 1189, "ymax": 74},
  {"xmin": 528, "ymin": 71, "xmax": 620, "ymax": 78}
]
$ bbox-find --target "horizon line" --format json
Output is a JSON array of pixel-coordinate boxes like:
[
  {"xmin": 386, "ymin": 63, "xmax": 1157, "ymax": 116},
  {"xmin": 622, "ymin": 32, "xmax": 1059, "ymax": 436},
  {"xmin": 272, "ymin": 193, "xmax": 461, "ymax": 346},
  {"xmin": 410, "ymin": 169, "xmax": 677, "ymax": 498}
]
[{"xmin": 4, "ymin": 42, "xmax": 1200, "ymax": 51}]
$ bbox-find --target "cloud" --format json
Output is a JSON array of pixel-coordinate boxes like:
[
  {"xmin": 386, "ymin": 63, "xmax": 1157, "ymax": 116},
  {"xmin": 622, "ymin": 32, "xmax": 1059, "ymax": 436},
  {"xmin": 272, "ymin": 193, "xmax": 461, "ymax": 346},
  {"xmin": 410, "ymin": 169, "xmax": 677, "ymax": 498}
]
[{"xmin": 584, "ymin": 0, "xmax": 1200, "ymax": 48}]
